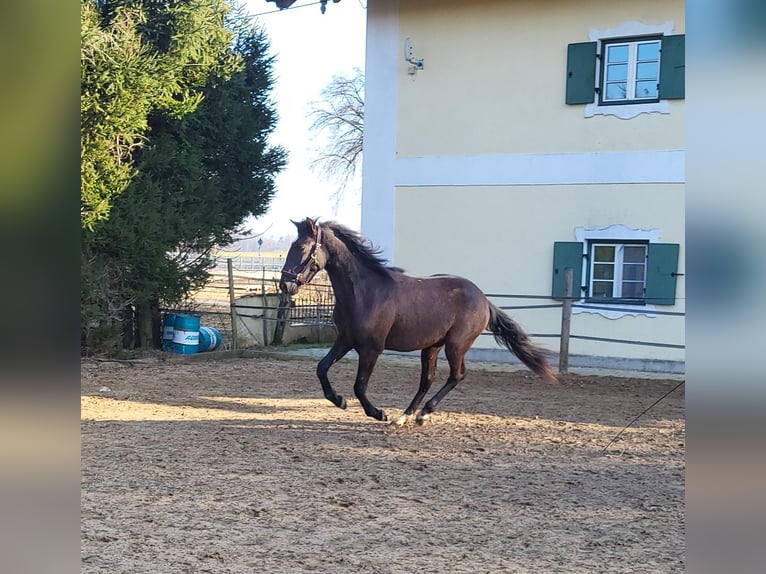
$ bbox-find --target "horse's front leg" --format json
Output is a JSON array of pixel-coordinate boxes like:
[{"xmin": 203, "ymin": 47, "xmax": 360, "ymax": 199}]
[
  {"xmin": 317, "ymin": 339, "xmax": 352, "ymax": 409},
  {"xmin": 353, "ymin": 347, "xmax": 387, "ymax": 421}
]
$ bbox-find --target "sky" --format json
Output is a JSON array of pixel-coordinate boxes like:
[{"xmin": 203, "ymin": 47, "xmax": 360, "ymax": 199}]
[{"xmin": 240, "ymin": 0, "xmax": 368, "ymax": 239}]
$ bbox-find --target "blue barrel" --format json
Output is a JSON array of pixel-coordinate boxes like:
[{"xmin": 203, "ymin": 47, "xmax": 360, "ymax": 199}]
[
  {"xmin": 172, "ymin": 314, "xmax": 200, "ymax": 354},
  {"xmin": 198, "ymin": 326, "xmax": 222, "ymax": 352},
  {"xmin": 162, "ymin": 313, "xmax": 177, "ymax": 351}
]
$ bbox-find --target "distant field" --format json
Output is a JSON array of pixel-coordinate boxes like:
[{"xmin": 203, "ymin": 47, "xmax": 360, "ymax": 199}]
[
  {"xmin": 213, "ymin": 250, "xmax": 287, "ymax": 258},
  {"xmin": 192, "ymin": 254, "xmax": 332, "ymax": 309},
  {"xmin": 213, "ymin": 251, "xmax": 287, "ymax": 271}
]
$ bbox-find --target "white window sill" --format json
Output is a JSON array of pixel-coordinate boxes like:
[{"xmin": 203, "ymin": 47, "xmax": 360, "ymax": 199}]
[
  {"xmin": 584, "ymin": 100, "xmax": 669, "ymax": 119},
  {"xmin": 573, "ymin": 303, "xmax": 658, "ymax": 319}
]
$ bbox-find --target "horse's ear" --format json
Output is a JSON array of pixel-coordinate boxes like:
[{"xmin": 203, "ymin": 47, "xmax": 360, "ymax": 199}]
[
  {"xmin": 290, "ymin": 219, "xmax": 306, "ymax": 236},
  {"xmin": 305, "ymin": 217, "xmax": 318, "ymax": 237}
]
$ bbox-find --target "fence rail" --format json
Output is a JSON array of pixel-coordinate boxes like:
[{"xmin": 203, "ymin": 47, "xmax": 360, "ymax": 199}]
[
  {"xmin": 488, "ymin": 268, "xmax": 685, "ymax": 373},
  {"xmin": 176, "ymin": 262, "xmax": 684, "ymax": 373},
  {"xmin": 213, "ymin": 254, "xmax": 285, "ymax": 271}
]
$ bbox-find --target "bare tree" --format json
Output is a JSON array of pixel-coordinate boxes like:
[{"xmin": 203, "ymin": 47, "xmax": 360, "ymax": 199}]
[{"xmin": 308, "ymin": 68, "xmax": 364, "ymax": 202}]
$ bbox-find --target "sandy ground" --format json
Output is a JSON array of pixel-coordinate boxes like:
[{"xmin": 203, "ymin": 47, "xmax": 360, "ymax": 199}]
[{"xmin": 81, "ymin": 352, "xmax": 684, "ymax": 573}]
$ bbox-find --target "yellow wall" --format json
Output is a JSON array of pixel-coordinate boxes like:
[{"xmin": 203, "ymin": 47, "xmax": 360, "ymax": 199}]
[
  {"xmin": 394, "ymin": 184, "xmax": 685, "ymax": 361},
  {"xmin": 397, "ymin": 0, "xmax": 684, "ymax": 156}
]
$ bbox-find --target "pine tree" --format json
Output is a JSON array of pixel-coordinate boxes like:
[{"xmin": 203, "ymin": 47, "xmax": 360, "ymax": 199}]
[{"xmin": 81, "ymin": 1, "xmax": 286, "ymax": 351}]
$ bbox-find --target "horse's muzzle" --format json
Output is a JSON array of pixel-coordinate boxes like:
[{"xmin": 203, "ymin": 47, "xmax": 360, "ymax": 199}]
[{"xmin": 280, "ymin": 279, "xmax": 299, "ymax": 295}]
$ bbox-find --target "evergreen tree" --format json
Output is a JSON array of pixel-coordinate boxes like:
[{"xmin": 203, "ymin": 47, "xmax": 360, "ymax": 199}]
[
  {"xmin": 81, "ymin": 1, "xmax": 286, "ymax": 351},
  {"xmin": 80, "ymin": 0, "xmax": 236, "ymax": 230}
]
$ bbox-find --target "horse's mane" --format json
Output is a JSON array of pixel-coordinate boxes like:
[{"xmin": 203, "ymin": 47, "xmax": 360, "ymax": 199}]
[{"xmin": 323, "ymin": 221, "xmax": 404, "ymax": 277}]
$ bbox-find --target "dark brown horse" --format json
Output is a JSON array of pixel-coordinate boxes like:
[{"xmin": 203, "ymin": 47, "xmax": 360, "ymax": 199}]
[{"xmin": 279, "ymin": 217, "xmax": 556, "ymax": 425}]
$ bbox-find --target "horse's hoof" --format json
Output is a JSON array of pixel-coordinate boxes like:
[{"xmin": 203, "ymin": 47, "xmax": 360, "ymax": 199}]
[
  {"xmin": 378, "ymin": 410, "xmax": 387, "ymax": 422},
  {"xmin": 337, "ymin": 396, "xmax": 347, "ymax": 410},
  {"xmin": 416, "ymin": 412, "xmax": 430, "ymax": 425},
  {"xmin": 391, "ymin": 414, "xmax": 412, "ymax": 427}
]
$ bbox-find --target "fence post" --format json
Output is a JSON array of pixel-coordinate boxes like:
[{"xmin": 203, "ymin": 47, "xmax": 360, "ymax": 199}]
[
  {"xmin": 272, "ymin": 293, "xmax": 290, "ymax": 345},
  {"xmin": 227, "ymin": 258, "xmax": 239, "ymax": 350},
  {"xmin": 558, "ymin": 267, "xmax": 573, "ymax": 374},
  {"xmin": 261, "ymin": 265, "xmax": 268, "ymax": 346}
]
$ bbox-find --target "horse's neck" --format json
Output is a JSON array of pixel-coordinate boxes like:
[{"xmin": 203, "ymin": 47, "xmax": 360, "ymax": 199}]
[{"xmin": 323, "ymin": 236, "xmax": 374, "ymax": 303}]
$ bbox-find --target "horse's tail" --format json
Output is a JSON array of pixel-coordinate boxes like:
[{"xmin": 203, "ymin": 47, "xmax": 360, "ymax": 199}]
[{"xmin": 486, "ymin": 301, "xmax": 558, "ymax": 384}]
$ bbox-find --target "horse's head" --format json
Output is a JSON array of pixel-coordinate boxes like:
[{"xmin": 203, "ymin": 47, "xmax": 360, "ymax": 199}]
[{"xmin": 279, "ymin": 217, "xmax": 327, "ymax": 295}]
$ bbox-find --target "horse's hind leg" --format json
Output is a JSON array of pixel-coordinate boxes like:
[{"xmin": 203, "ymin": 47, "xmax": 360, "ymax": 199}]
[
  {"xmin": 393, "ymin": 345, "xmax": 441, "ymax": 427},
  {"xmin": 317, "ymin": 338, "xmax": 352, "ymax": 409},
  {"xmin": 417, "ymin": 344, "xmax": 468, "ymax": 425}
]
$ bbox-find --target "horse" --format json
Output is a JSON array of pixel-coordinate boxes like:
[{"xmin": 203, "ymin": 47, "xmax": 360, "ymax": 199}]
[{"xmin": 279, "ymin": 217, "xmax": 557, "ymax": 425}]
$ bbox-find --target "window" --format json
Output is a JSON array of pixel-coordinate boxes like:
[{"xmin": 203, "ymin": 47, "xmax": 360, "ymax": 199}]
[
  {"xmin": 565, "ymin": 22, "xmax": 684, "ymax": 119},
  {"xmin": 600, "ymin": 38, "xmax": 661, "ymax": 104},
  {"xmin": 589, "ymin": 242, "xmax": 647, "ymax": 302},
  {"xmin": 551, "ymin": 225, "xmax": 681, "ymax": 316}
]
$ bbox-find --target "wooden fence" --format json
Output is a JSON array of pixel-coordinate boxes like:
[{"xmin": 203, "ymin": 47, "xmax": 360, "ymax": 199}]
[
  {"xmin": 173, "ymin": 264, "xmax": 684, "ymax": 372},
  {"xmin": 486, "ymin": 268, "xmax": 684, "ymax": 374}
]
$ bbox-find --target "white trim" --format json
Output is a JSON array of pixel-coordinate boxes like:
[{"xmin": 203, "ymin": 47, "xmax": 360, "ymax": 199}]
[
  {"xmin": 573, "ymin": 224, "xmax": 661, "ymax": 319},
  {"xmin": 360, "ymin": 0, "xmax": 399, "ymax": 262},
  {"xmin": 395, "ymin": 150, "xmax": 684, "ymax": 187},
  {"xmin": 584, "ymin": 101, "xmax": 669, "ymax": 119},
  {"xmin": 575, "ymin": 224, "xmax": 661, "ymax": 244},
  {"xmin": 584, "ymin": 20, "xmax": 676, "ymax": 120},
  {"xmin": 587, "ymin": 21, "xmax": 674, "ymax": 43}
]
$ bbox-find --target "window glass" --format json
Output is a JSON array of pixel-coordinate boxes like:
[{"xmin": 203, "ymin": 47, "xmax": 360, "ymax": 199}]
[
  {"xmin": 607, "ymin": 63, "xmax": 628, "ymax": 81},
  {"xmin": 637, "ymin": 42, "xmax": 659, "ymax": 60},
  {"xmin": 589, "ymin": 243, "xmax": 648, "ymax": 301},
  {"xmin": 601, "ymin": 37, "xmax": 661, "ymax": 103},
  {"xmin": 607, "ymin": 44, "xmax": 629, "ymax": 62},
  {"xmin": 593, "ymin": 263, "xmax": 614, "ymax": 280},
  {"xmin": 636, "ymin": 61, "xmax": 658, "ymax": 80},
  {"xmin": 621, "ymin": 281, "xmax": 644, "ymax": 299},
  {"xmin": 605, "ymin": 83, "xmax": 627, "ymax": 100},
  {"xmin": 594, "ymin": 245, "xmax": 615, "ymax": 261},
  {"xmin": 622, "ymin": 263, "xmax": 645, "ymax": 281},
  {"xmin": 623, "ymin": 245, "xmax": 646, "ymax": 263},
  {"xmin": 634, "ymin": 81, "xmax": 658, "ymax": 98},
  {"xmin": 592, "ymin": 281, "xmax": 613, "ymax": 298}
]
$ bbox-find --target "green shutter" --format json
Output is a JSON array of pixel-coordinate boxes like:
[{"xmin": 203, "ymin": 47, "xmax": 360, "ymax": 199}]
[
  {"xmin": 552, "ymin": 242, "xmax": 584, "ymax": 299},
  {"xmin": 659, "ymin": 35, "xmax": 685, "ymax": 99},
  {"xmin": 565, "ymin": 42, "xmax": 597, "ymax": 104},
  {"xmin": 645, "ymin": 243, "xmax": 680, "ymax": 305}
]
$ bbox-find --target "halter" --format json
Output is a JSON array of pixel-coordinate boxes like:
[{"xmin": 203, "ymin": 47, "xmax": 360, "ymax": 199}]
[{"xmin": 282, "ymin": 226, "xmax": 322, "ymax": 284}]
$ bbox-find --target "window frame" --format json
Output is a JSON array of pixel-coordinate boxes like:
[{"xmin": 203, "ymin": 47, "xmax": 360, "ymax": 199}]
[
  {"xmin": 575, "ymin": 20, "xmax": 678, "ymax": 119},
  {"xmin": 598, "ymin": 35, "xmax": 662, "ymax": 107},
  {"xmin": 586, "ymin": 240, "xmax": 649, "ymax": 305}
]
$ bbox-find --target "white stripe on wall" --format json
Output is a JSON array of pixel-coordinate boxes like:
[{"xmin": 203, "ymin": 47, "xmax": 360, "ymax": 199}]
[{"xmin": 394, "ymin": 150, "xmax": 685, "ymax": 187}]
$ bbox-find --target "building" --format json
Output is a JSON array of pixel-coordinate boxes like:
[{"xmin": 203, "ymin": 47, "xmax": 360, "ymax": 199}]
[{"xmin": 361, "ymin": 0, "xmax": 685, "ymax": 372}]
